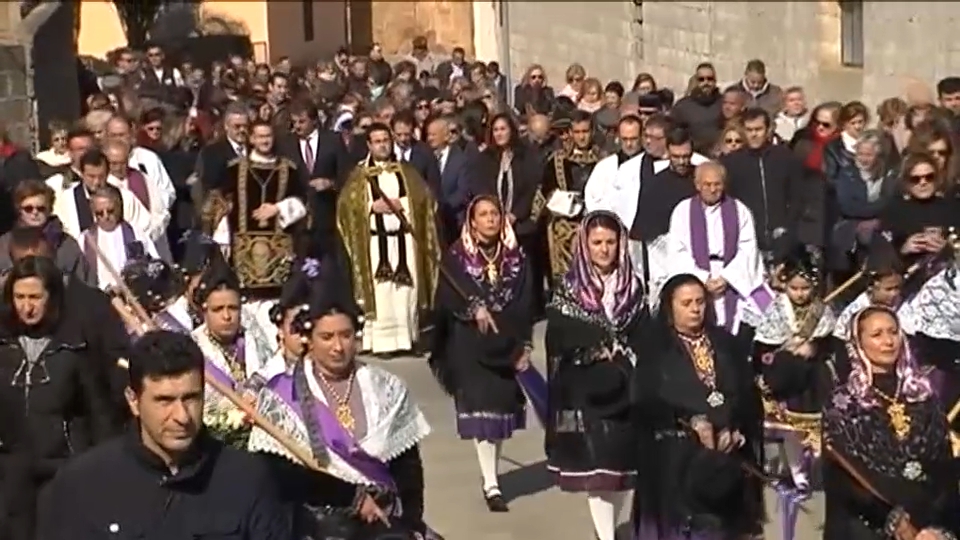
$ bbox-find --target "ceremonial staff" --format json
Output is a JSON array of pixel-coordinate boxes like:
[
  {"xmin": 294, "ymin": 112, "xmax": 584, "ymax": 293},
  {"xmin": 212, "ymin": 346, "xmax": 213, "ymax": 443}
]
[{"xmin": 89, "ymin": 242, "xmax": 326, "ymax": 473}]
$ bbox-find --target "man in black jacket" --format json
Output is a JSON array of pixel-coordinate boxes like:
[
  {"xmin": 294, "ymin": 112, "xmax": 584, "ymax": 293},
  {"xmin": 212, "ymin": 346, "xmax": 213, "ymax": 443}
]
[
  {"xmin": 37, "ymin": 331, "xmax": 293, "ymax": 540},
  {"xmin": 7, "ymin": 226, "xmax": 130, "ymax": 427},
  {"xmin": 720, "ymin": 108, "xmax": 821, "ymax": 264}
]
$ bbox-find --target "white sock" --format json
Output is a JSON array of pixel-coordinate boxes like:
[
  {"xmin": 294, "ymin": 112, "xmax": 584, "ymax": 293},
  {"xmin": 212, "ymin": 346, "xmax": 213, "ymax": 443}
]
[
  {"xmin": 474, "ymin": 440, "xmax": 501, "ymax": 493},
  {"xmin": 782, "ymin": 434, "xmax": 808, "ymax": 487},
  {"xmin": 587, "ymin": 490, "xmax": 627, "ymax": 540}
]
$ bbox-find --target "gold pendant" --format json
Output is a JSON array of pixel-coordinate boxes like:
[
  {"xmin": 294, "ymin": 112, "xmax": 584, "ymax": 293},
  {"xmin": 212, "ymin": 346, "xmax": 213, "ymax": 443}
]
[
  {"xmin": 887, "ymin": 402, "xmax": 911, "ymax": 440},
  {"xmin": 485, "ymin": 262, "xmax": 499, "ymax": 284},
  {"xmin": 336, "ymin": 403, "xmax": 356, "ymax": 433}
]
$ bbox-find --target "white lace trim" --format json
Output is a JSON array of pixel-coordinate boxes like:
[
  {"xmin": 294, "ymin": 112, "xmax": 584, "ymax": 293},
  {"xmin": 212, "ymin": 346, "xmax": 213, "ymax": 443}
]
[
  {"xmin": 833, "ymin": 293, "xmax": 871, "ymax": 340},
  {"xmin": 247, "ymin": 362, "xmax": 431, "ymax": 486},
  {"xmin": 900, "ymin": 268, "xmax": 960, "ymax": 340},
  {"xmin": 192, "ymin": 317, "xmax": 272, "ymax": 416},
  {"xmin": 754, "ymin": 293, "xmax": 836, "ymax": 345}
]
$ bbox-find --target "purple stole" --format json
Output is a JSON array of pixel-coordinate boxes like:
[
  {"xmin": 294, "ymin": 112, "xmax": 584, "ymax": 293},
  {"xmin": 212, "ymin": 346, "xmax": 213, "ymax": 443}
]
[
  {"xmin": 688, "ymin": 196, "xmax": 740, "ymax": 332},
  {"xmin": 516, "ymin": 368, "xmax": 548, "ymax": 427},
  {"xmin": 266, "ymin": 372, "xmax": 396, "ymax": 489},
  {"xmin": 123, "ymin": 168, "xmax": 151, "ymax": 209},
  {"xmin": 83, "ymin": 222, "xmax": 138, "ymax": 279}
]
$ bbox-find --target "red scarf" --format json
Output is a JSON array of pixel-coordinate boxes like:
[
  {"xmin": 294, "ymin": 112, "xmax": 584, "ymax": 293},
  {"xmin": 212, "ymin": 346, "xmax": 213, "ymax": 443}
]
[
  {"xmin": 804, "ymin": 131, "xmax": 836, "ymax": 172},
  {"xmin": 0, "ymin": 142, "xmax": 18, "ymax": 159}
]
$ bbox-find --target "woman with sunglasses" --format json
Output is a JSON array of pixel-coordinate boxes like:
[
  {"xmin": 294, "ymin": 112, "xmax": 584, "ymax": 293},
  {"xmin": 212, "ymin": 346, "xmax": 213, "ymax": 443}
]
[
  {"xmin": 0, "ymin": 179, "xmax": 91, "ymax": 285},
  {"xmin": 823, "ymin": 306, "xmax": 960, "ymax": 540},
  {"xmin": 712, "ymin": 122, "xmax": 747, "ymax": 158},
  {"xmin": 0, "ymin": 255, "xmax": 114, "ymax": 540},
  {"xmin": 878, "ymin": 152, "xmax": 960, "ymax": 280},
  {"xmin": 789, "ymin": 101, "xmax": 840, "ymax": 173}
]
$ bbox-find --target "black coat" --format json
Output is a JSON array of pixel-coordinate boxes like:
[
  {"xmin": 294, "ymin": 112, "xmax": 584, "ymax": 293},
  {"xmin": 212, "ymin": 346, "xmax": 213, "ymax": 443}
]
[
  {"xmin": 0, "ymin": 313, "xmax": 114, "ymax": 540},
  {"xmin": 37, "ymin": 430, "xmax": 298, "ymax": 540}
]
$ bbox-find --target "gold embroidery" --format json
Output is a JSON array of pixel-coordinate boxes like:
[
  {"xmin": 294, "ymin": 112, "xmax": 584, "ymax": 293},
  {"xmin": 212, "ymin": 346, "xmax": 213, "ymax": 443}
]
[
  {"xmin": 336, "ymin": 162, "xmax": 440, "ymax": 321},
  {"xmin": 545, "ymin": 149, "xmax": 598, "ymax": 278},
  {"xmin": 233, "ymin": 159, "xmax": 294, "ymax": 289}
]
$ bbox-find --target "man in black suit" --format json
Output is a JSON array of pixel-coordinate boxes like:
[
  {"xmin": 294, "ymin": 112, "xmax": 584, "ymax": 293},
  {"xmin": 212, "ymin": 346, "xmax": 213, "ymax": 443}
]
[
  {"xmin": 390, "ymin": 111, "xmax": 442, "ymax": 200},
  {"xmin": 194, "ymin": 102, "xmax": 249, "ymax": 212},
  {"xmin": 425, "ymin": 116, "xmax": 474, "ymax": 245},
  {"xmin": 283, "ymin": 100, "xmax": 350, "ymax": 256}
]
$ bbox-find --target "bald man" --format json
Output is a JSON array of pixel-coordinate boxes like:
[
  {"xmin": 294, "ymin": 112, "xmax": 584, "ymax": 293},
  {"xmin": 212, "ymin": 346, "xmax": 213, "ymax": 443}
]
[{"xmin": 665, "ymin": 161, "xmax": 771, "ymax": 332}]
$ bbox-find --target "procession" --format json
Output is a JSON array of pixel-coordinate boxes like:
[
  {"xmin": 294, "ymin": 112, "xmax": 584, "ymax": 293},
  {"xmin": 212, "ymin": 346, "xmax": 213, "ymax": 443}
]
[{"xmin": 3, "ymin": 4, "xmax": 960, "ymax": 539}]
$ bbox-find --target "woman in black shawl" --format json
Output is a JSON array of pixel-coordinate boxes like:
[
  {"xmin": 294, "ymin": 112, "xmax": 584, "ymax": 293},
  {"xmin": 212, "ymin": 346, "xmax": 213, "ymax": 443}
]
[
  {"xmin": 544, "ymin": 211, "xmax": 646, "ymax": 540},
  {"xmin": 428, "ymin": 194, "xmax": 534, "ymax": 512},
  {"xmin": 823, "ymin": 306, "xmax": 960, "ymax": 540},
  {"xmin": 632, "ymin": 273, "xmax": 764, "ymax": 540}
]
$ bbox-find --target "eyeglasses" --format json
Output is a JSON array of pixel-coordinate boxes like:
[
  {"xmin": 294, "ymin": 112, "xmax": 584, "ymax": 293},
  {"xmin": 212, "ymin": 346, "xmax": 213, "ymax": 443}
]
[
  {"xmin": 725, "ymin": 138, "xmax": 743, "ymax": 145},
  {"xmin": 20, "ymin": 205, "xmax": 47, "ymax": 214},
  {"xmin": 816, "ymin": 121, "xmax": 834, "ymax": 129},
  {"xmin": 416, "ymin": 103, "xmax": 431, "ymax": 110},
  {"xmin": 909, "ymin": 173, "xmax": 936, "ymax": 184},
  {"xmin": 94, "ymin": 209, "xmax": 118, "ymax": 218},
  {"xmin": 698, "ymin": 76, "xmax": 716, "ymax": 82},
  {"xmin": 530, "ymin": 74, "xmax": 544, "ymax": 80}
]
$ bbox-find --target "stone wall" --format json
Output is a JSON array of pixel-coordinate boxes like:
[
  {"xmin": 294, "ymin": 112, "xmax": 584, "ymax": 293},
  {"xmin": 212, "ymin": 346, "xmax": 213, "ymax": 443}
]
[
  {"xmin": 364, "ymin": 0, "xmax": 474, "ymax": 57},
  {"xmin": 0, "ymin": 4, "xmax": 32, "ymax": 148},
  {"xmin": 503, "ymin": 1, "xmax": 960, "ymax": 109}
]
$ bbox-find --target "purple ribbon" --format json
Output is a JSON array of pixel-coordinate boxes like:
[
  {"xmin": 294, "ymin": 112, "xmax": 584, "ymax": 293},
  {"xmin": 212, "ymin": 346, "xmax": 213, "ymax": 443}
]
[
  {"xmin": 268, "ymin": 372, "xmax": 396, "ymax": 489},
  {"xmin": 203, "ymin": 335, "xmax": 245, "ymax": 391},
  {"xmin": 775, "ymin": 480, "xmax": 809, "ymax": 540},
  {"xmin": 689, "ymin": 195, "xmax": 739, "ymax": 332},
  {"xmin": 516, "ymin": 365, "xmax": 548, "ymax": 428},
  {"xmin": 154, "ymin": 310, "xmax": 190, "ymax": 334}
]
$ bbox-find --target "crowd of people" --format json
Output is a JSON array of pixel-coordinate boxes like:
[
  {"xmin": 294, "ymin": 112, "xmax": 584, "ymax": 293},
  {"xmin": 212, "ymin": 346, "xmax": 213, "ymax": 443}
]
[{"xmin": 0, "ymin": 32, "xmax": 958, "ymax": 540}]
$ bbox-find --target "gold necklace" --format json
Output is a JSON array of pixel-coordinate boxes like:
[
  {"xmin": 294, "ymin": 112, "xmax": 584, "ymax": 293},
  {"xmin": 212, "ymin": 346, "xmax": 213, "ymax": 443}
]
[
  {"xmin": 874, "ymin": 386, "xmax": 911, "ymax": 440},
  {"xmin": 317, "ymin": 369, "xmax": 357, "ymax": 433},
  {"xmin": 207, "ymin": 330, "xmax": 245, "ymax": 383},
  {"xmin": 478, "ymin": 242, "xmax": 502, "ymax": 284},
  {"xmin": 678, "ymin": 333, "xmax": 724, "ymax": 407}
]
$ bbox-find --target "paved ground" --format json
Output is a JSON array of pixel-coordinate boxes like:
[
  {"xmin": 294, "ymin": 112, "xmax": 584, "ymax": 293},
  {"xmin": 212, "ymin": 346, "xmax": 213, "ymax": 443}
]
[{"xmin": 369, "ymin": 322, "xmax": 827, "ymax": 540}]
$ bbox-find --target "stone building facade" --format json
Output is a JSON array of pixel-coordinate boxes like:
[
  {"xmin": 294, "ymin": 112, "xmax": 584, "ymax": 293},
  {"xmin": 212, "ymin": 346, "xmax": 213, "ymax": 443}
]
[
  {"xmin": 0, "ymin": 3, "xmax": 32, "ymax": 148},
  {"xmin": 497, "ymin": 1, "xmax": 960, "ymax": 108}
]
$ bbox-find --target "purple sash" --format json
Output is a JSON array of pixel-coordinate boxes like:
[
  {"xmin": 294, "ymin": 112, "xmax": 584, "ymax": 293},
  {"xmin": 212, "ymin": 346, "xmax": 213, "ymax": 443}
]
[
  {"xmin": 203, "ymin": 335, "xmax": 246, "ymax": 391},
  {"xmin": 83, "ymin": 222, "xmax": 137, "ymax": 280},
  {"xmin": 154, "ymin": 309, "xmax": 190, "ymax": 334},
  {"xmin": 516, "ymin": 366, "xmax": 548, "ymax": 427},
  {"xmin": 267, "ymin": 372, "xmax": 396, "ymax": 489},
  {"xmin": 689, "ymin": 195, "xmax": 739, "ymax": 332}
]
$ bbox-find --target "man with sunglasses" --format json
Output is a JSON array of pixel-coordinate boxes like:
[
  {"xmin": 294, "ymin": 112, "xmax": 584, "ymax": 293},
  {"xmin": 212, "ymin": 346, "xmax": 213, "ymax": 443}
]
[{"xmin": 671, "ymin": 62, "xmax": 723, "ymax": 154}]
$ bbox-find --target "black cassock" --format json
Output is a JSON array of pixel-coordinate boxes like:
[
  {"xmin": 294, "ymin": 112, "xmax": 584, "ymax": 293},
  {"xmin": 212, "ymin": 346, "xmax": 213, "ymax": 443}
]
[
  {"xmin": 631, "ymin": 324, "xmax": 764, "ymax": 540},
  {"xmin": 429, "ymin": 241, "xmax": 534, "ymax": 441},
  {"xmin": 544, "ymin": 280, "xmax": 646, "ymax": 492},
  {"xmin": 822, "ymin": 373, "xmax": 960, "ymax": 539}
]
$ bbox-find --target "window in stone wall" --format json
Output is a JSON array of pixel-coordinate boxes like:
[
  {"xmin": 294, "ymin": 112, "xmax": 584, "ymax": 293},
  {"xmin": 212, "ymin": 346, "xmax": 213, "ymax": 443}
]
[
  {"xmin": 303, "ymin": 0, "xmax": 315, "ymax": 42},
  {"xmin": 840, "ymin": 0, "xmax": 864, "ymax": 67}
]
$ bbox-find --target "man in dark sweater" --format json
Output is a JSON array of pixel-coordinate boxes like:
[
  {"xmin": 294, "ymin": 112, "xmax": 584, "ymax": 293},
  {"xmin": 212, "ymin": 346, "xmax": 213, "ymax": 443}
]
[
  {"xmin": 38, "ymin": 331, "xmax": 385, "ymax": 540},
  {"xmin": 671, "ymin": 62, "xmax": 723, "ymax": 154}
]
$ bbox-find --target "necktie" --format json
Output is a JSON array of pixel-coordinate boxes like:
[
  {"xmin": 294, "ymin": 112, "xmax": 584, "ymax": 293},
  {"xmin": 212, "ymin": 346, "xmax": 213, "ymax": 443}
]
[{"xmin": 303, "ymin": 138, "xmax": 315, "ymax": 172}]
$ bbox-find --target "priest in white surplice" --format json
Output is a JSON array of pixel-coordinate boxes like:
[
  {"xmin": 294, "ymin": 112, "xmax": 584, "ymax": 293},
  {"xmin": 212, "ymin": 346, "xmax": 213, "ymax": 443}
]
[
  {"xmin": 666, "ymin": 161, "xmax": 772, "ymax": 334},
  {"xmin": 336, "ymin": 123, "xmax": 441, "ymax": 356},
  {"xmin": 78, "ymin": 184, "xmax": 159, "ymax": 291},
  {"xmin": 52, "ymin": 148, "xmax": 152, "ymax": 242},
  {"xmin": 105, "ymin": 114, "xmax": 176, "ymax": 258},
  {"xmin": 45, "ymin": 128, "xmax": 95, "ymax": 201},
  {"xmin": 103, "ymin": 137, "xmax": 170, "ymax": 248}
]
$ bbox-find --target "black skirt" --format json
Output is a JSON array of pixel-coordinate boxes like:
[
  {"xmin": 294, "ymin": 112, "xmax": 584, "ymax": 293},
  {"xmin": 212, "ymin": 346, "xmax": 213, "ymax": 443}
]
[{"xmin": 547, "ymin": 412, "xmax": 636, "ymax": 492}]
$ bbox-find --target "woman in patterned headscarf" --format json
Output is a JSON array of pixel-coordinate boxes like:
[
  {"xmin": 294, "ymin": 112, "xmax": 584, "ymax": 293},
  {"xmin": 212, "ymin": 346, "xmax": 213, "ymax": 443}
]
[
  {"xmin": 823, "ymin": 306, "xmax": 959, "ymax": 540},
  {"xmin": 428, "ymin": 194, "xmax": 534, "ymax": 513},
  {"xmin": 544, "ymin": 210, "xmax": 646, "ymax": 540}
]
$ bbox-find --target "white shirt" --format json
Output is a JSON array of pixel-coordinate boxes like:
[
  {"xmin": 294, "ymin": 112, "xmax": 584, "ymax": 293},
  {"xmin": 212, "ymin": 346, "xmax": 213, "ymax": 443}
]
[
  {"xmin": 436, "ymin": 146, "xmax": 450, "ymax": 175},
  {"xmin": 153, "ymin": 66, "xmax": 184, "ymax": 87},
  {"xmin": 80, "ymin": 223, "xmax": 160, "ymax": 290},
  {"xmin": 299, "ymin": 130, "xmax": 319, "ymax": 167},
  {"xmin": 394, "ymin": 144, "xmax": 412, "ymax": 162}
]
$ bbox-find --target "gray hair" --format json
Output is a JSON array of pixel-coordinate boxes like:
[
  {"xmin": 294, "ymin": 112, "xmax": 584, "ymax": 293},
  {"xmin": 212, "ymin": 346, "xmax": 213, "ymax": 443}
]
[
  {"xmin": 90, "ymin": 184, "xmax": 123, "ymax": 208},
  {"xmin": 855, "ymin": 129, "xmax": 885, "ymax": 153},
  {"xmin": 222, "ymin": 101, "xmax": 251, "ymax": 122}
]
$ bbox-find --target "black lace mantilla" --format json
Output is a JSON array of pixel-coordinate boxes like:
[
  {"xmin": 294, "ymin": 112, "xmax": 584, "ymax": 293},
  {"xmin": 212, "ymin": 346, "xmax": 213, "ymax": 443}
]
[{"xmin": 549, "ymin": 281, "xmax": 642, "ymax": 335}]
